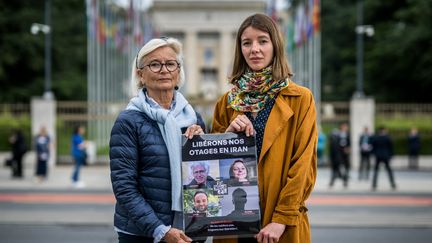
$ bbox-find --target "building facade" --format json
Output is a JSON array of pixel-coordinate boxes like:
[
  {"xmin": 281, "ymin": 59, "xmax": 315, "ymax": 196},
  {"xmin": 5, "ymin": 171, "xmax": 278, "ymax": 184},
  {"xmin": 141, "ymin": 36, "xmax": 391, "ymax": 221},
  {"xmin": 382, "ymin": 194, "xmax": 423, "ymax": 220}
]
[{"xmin": 151, "ymin": 0, "xmax": 267, "ymax": 100}]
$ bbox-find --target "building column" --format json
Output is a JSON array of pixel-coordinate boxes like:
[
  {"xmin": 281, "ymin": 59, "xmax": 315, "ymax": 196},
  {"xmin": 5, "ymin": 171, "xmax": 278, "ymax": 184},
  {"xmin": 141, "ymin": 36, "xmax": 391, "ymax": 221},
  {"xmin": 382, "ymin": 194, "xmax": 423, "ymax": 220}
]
[{"xmin": 184, "ymin": 30, "xmax": 199, "ymax": 97}]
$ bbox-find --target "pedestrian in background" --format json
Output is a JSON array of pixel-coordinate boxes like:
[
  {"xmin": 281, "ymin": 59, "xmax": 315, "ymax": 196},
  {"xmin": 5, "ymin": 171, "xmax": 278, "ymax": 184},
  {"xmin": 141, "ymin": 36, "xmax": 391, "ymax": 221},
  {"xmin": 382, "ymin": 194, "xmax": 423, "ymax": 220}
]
[
  {"xmin": 407, "ymin": 127, "xmax": 421, "ymax": 170},
  {"xmin": 358, "ymin": 126, "xmax": 372, "ymax": 180},
  {"xmin": 211, "ymin": 13, "xmax": 317, "ymax": 243},
  {"xmin": 317, "ymin": 126, "xmax": 327, "ymax": 166},
  {"xmin": 338, "ymin": 122, "xmax": 351, "ymax": 187},
  {"xmin": 9, "ymin": 129, "xmax": 27, "ymax": 178},
  {"xmin": 71, "ymin": 125, "xmax": 87, "ymax": 188},
  {"xmin": 371, "ymin": 127, "xmax": 397, "ymax": 191},
  {"xmin": 329, "ymin": 128, "xmax": 343, "ymax": 187},
  {"xmin": 34, "ymin": 126, "xmax": 52, "ymax": 183},
  {"xmin": 109, "ymin": 37, "xmax": 205, "ymax": 243}
]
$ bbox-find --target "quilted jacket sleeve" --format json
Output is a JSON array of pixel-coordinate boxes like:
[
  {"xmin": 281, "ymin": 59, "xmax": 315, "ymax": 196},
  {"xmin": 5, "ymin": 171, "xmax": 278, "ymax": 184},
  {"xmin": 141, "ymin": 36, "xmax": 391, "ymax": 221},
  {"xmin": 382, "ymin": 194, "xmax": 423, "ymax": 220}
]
[{"xmin": 110, "ymin": 113, "xmax": 164, "ymax": 237}]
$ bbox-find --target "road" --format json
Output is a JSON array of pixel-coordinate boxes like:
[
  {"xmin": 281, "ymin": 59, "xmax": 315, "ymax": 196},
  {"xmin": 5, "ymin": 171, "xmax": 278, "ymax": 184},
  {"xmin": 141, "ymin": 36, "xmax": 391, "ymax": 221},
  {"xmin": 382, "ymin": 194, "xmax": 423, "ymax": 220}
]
[
  {"xmin": 0, "ymin": 224, "xmax": 117, "ymax": 243},
  {"xmin": 0, "ymin": 224, "xmax": 431, "ymax": 243},
  {"xmin": 0, "ymin": 164, "xmax": 431, "ymax": 242},
  {"xmin": 1, "ymin": 188, "xmax": 431, "ymax": 242},
  {"xmin": 312, "ymin": 227, "xmax": 432, "ymax": 243}
]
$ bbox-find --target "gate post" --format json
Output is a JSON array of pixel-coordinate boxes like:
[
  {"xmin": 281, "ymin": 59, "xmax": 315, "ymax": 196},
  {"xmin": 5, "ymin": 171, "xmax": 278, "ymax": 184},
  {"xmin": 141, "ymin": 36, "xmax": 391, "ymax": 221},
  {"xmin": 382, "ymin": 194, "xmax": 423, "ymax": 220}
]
[{"xmin": 350, "ymin": 97, "xmax": 375, "ymax": 169}]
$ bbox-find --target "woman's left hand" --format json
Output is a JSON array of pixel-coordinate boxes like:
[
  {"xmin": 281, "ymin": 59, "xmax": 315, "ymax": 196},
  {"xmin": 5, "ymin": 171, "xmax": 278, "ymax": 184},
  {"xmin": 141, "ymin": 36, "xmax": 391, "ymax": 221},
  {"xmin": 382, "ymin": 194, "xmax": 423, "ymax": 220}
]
[
  {"xmin": 255, "ymin": 222, "xmax": 286, "ymax": 243},
  {"xmin": 184, "ymin": 124, "xmax": 204, "ymax": 139}
]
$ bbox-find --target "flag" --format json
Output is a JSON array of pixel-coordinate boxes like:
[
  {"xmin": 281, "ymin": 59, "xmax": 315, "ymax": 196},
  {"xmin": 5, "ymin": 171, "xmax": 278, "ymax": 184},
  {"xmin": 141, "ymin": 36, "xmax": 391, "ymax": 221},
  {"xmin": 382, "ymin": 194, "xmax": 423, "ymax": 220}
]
[
  {"xmin": 306, "ymin": 0, "xmax": 314, "ymax": 39},
  {"xmin": 143, "ymin": 12, "xmax": 154, "ymax": 43},
  {"xmin": 97, "ymin": 17, "xmax": 107, "ymax": 43},
  {"xmin": 133, "ymin": 5, "xmax": 143, "ymax": 45},
  {"xmin": 294, "ymin": 4, "xmax": 306, "ymax": 47},
  {"xmin": 286, "ymin": 18, "xmax": 295, "ymax": 52},
  {"xmin": 267, "ymin": 0, "xmax": 277, "ymax": 21},
  {"xmin": 312, "ymin": 0, "xmax": 320, "ymax": 33},
  {"xmin": 86, "ymin": 0, "xmax": 97, "ymax": 39}
]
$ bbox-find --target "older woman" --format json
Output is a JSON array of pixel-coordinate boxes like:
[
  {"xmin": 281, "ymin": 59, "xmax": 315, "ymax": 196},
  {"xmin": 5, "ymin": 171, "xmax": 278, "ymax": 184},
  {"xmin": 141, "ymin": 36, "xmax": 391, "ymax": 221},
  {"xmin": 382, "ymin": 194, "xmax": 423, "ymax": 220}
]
[{"xmin": 110, "ymin": 37, "xmax": 205, "ymax": 243}]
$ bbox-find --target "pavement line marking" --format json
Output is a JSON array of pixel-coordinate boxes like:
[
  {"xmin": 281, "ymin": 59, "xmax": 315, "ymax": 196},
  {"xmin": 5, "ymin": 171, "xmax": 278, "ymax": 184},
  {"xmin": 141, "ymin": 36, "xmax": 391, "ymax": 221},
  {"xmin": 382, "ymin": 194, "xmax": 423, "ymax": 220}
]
[
  {"xmin": 307, "ymin": 195, "xmax": 432, "ymax": 206},
  {"xmin": 0, "ymin": 193, "xmax": 115, "ymax": 204},
  {"xmin": 1, "ymin": 193, "xmax": 432, "ymax": 206}
]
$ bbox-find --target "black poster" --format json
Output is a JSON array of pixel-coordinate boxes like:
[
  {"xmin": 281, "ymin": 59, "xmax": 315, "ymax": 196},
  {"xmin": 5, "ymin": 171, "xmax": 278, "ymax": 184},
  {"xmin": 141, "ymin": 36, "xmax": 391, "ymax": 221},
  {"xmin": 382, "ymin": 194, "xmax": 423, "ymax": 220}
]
[{"xmin": 181, "ymin": 133, "xmax": 261, "ymax": 240}]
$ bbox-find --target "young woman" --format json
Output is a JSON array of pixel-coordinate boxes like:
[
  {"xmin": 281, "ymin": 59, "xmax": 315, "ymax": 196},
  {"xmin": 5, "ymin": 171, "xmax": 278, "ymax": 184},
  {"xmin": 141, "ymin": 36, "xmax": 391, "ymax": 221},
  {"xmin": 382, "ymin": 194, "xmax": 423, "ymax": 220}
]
[{"xmin": 212, "ymin": 13, "xmax": 317, "ymax": 243}]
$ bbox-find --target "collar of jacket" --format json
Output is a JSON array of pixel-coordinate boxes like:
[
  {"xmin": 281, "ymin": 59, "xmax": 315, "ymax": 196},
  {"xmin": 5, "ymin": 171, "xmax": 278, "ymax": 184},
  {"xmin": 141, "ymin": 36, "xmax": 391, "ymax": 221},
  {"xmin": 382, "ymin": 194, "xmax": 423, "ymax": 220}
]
[
  {"xmin": 279, "ymin": 81, "xmax": 302, "ymax": 97},
  {"xmin": 226, "ymin": 82, "xmax": 303, "ymax": 162}
]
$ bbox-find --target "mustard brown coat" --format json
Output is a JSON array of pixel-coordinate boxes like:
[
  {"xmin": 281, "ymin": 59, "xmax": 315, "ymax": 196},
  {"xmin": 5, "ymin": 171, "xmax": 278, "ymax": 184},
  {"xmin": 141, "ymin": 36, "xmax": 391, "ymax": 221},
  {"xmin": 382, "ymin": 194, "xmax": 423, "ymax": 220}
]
[{"xmin": 211, "ymin": 82, "xmax": 317, "ymax": 243}]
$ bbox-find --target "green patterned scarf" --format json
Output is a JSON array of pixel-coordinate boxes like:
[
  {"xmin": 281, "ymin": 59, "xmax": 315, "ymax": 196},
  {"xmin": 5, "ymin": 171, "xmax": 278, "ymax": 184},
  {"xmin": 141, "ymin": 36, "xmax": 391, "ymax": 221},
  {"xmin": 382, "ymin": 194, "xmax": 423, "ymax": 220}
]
[{"xmin": 228, "ymin": 66, "xmax": 289, "ymax": 112}]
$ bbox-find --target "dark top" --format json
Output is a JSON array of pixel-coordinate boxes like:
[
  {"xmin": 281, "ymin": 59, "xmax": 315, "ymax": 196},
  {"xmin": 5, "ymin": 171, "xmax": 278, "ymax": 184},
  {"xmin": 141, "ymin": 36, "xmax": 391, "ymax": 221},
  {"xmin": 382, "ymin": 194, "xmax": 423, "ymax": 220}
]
[
  {"xmin": 35, "ymin": 134, "xmax": 50, "ymax": 161},
  {"xmin": 371, "ymin": 134, "xmax": 393, "ymax": 160},
  {"xmin": 246, "ymin": 96, "xmax": 277, "ymax": 159},
  {"xmin": 11, "ymin": 131, "xmax": 27, "ymax": 158},
  {"xmin": 408, "ymin": 134, "xmax": 421, "ymax": 154}
]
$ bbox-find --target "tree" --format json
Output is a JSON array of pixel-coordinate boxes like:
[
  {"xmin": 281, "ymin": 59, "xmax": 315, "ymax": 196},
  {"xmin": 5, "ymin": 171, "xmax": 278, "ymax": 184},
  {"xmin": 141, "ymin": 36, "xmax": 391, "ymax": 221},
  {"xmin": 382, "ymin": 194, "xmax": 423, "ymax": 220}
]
[
  {"xmin": 321, "ymin": 0, "xmax": 357, "ymax": 101},
  {"xmin": 0, "ymin": 1, "xmax": 86, "ymax": 102},
  {"xmin": 366, "ymin": 0, "xmax": 432, "ymax": 102},
  {"xmin": 321, "ymin": 0, "xmax": 432, "ymax": 102}
]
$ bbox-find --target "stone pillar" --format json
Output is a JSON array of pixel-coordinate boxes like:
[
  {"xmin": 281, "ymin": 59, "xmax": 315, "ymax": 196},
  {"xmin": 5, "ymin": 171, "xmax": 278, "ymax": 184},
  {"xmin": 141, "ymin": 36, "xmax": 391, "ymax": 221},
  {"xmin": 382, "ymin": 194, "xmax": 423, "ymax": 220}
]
[
  {"xmin": 350, "ymin": 97, "xmax": 375, "ymax": 169},
  {"xmin": 184, "ymin": 30, "xmax": 199, "ymax": 97},
  {"xmin": 219, "ymin": 30, "xmax": 233, "ymax": 93},
  {"xmin": 31, "ymin": 98, "xmax": 56, "ymax": 166}
]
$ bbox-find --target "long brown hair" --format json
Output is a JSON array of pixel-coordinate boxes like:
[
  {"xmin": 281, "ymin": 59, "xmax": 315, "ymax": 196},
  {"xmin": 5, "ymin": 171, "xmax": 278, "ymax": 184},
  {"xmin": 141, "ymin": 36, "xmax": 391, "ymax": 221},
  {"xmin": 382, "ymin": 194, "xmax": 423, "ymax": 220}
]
[
  {"xmin": 229, "ymin": 160, "xmax": 249, "ymax": 180},
  {"xmin": 230, "ymin": 13, "xmax": 293, "ymax": 84}
]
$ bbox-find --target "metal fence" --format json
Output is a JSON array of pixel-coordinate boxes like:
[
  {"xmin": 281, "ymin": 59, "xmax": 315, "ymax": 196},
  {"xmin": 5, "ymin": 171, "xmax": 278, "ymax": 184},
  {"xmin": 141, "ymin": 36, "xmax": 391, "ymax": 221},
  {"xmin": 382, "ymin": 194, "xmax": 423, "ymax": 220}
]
[
  {"xmin": 376, "ymin": 103, "xmax": 432, "ymax": 118},
  {"xmin": 1, "ymin": 101, "xmax": 432, "ymax": 155}
]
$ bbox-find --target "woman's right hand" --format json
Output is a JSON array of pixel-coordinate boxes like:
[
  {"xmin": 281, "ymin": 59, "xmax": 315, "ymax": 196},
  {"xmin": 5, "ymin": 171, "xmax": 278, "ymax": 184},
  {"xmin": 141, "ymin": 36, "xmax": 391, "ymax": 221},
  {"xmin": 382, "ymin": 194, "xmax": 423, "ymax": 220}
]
[
  {"xmin": 225, "ymin": 114, "xmax": 254, "ymax": 136},
  {"xmin": 163, "ymin": 228, "xmax": 192, "ymax": 243}
]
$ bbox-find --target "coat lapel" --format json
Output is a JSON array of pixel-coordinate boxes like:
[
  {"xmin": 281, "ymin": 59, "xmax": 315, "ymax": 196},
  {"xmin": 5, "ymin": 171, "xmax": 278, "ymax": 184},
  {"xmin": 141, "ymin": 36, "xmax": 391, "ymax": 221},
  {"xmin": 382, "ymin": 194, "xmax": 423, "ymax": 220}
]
[{"xmin": 259, "ymin": 84, "xmax": 300, "ymax": 162}]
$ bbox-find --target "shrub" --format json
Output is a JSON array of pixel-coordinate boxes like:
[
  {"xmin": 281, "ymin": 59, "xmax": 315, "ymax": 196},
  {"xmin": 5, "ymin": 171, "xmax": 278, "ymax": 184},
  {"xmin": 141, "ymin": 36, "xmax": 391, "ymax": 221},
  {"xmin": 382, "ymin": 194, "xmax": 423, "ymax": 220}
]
[{"xmin": 0, "ymin": 112, "xmax": 31, "ymax": 151}]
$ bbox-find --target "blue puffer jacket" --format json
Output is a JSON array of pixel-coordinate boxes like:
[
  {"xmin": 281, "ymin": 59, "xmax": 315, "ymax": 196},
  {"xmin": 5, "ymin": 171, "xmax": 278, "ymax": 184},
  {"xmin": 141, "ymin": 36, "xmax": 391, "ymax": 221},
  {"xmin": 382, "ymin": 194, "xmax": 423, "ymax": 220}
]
[{"xmin": 110, "ymin": 109, "xmax": 205, "ymax": 238}]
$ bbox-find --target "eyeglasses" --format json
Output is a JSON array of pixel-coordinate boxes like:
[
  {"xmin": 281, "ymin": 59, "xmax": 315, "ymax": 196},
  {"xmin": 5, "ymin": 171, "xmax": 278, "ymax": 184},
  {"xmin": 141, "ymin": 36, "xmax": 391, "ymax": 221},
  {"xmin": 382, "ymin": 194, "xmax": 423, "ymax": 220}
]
[{"xmin": 144, "ymin": 60, "xmax": 180, "ymax": 73}]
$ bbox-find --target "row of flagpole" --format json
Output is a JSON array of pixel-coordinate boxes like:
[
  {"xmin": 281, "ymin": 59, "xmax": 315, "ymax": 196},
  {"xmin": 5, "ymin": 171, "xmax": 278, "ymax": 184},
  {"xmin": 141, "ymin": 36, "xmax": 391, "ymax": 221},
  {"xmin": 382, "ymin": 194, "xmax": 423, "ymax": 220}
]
[
  {"xmin": 86, "ymin": 0, "xmax": 153, "ymax": 148},
  {"xmin": 84, "ymin": 0, "xmax": 322, "ymax": 147},
  {"xmin": 284, "ymin": 0, "xmax": 321, "ymax": 122}
]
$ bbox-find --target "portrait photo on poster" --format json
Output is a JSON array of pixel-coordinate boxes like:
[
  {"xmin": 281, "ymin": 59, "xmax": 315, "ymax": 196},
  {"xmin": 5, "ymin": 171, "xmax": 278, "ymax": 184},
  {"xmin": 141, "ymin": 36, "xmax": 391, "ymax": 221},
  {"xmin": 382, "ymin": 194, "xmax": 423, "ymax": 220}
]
[
  {"xmin": 218, "ymin": 186, "xmax": 260, "ymax": 218},
  {"xmin": 182, "ymin": 160, "xmax": 220, "ymax": 190},
  {"xmin": 183, "ymin": 189, "xmax": 222, "ymax": 216},
  {"xmin": 219, "ymin": 157, "xmax": 258, "ymax": 186},
  {"xmin": 181, "ymin": 133, "xmax": 261, "ymax": 240}
]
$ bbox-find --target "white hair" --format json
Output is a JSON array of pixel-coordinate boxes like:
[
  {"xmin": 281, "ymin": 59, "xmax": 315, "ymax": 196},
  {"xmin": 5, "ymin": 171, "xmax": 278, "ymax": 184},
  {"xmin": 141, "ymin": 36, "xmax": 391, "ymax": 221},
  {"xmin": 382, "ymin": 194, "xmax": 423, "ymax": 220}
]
[
  {"xmin": 190, "ymin": 161, "xmax": 210, "ymax": 177},
  {"xmin": 130, "ymin": 37, "xmax": 185, "ymax": 97}
]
